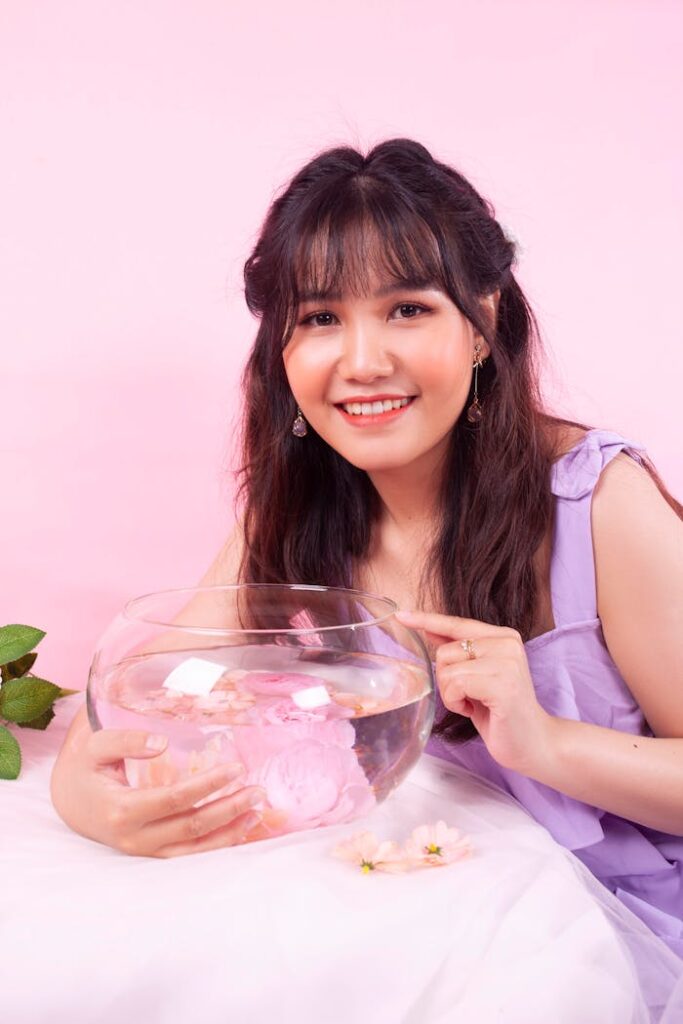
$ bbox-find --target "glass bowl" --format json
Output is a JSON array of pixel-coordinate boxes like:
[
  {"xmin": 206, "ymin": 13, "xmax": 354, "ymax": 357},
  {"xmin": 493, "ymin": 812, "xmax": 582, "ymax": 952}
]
[{"xmin": 87, "ymin": 584, "xmax": 435, "ymax": 840}]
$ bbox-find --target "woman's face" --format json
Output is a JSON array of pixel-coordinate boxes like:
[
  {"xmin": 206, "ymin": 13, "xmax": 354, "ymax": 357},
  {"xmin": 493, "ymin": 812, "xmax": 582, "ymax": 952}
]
[{"xmin": 282, "ymin": 273, "xmax": 496, "ymax": 475}]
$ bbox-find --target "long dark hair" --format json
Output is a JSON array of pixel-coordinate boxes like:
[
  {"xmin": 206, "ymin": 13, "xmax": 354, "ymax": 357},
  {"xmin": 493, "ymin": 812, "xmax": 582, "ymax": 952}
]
[{"xmin": 236, "ymin": 137, "xmax": 680, "ymax": 743}]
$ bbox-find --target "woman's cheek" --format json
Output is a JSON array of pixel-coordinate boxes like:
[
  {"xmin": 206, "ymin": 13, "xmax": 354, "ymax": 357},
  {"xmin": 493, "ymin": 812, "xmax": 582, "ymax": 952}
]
[{"xmin": 284, "ymin": 344, "xmax": 333, "ymax": 405}]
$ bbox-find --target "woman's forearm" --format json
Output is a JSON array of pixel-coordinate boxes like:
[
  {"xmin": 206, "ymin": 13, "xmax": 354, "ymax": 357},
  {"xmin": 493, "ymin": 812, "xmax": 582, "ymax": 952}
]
[{"xmin": 529, "ymin": 717, "xmax": 683, "ymax": 835}]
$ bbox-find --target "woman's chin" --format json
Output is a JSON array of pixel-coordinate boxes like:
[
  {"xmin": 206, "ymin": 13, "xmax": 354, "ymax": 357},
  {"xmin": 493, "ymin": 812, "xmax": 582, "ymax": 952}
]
[{"xmin": 341, "ymin": 451, "xmax": 418, "ymax": 473}]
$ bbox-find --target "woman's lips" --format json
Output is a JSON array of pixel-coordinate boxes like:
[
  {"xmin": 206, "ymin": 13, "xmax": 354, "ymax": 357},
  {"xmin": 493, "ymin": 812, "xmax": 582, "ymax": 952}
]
[{"xmin": 335, "ymin": 397, "xmax": 417, "ymax": 427}]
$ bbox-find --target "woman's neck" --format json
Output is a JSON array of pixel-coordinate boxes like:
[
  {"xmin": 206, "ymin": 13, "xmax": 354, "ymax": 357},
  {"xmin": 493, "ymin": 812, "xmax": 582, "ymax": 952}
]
[{"xmin": 367, "ymin": 447, "xmax": 445, "ymax": 537}]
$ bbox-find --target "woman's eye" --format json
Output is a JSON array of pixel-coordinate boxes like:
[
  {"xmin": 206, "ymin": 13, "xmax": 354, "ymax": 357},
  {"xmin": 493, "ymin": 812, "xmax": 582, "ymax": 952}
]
[
  {"xmin": 300, "ymin": 311, "xmax": 338, "ymax": 327},
  {"xmin": 390, "ymin": 303, "xmax": 429, "ymax": 319}
]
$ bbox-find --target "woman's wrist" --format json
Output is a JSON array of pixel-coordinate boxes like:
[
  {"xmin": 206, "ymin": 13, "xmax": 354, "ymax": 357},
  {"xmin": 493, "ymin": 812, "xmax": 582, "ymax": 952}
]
[
  {"xmin": 510, "ymin": 713, "xmax": 683, "ymax": 835},
  {"xmin": 511, "ymin": 710, "xmax": 567, "ymax": 784}
]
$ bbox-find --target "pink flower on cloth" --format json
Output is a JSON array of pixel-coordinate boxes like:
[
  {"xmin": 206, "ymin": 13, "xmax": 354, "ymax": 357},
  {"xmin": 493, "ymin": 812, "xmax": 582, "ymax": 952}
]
[
  {"xmin": 404, "ymin": 821, "xmax": 473, "ymax": 866},
  {"xmin": 332, "ymin": 822, "xmax": 473, "ymax": 874},
  {"xmin": 332, "ymin": 831, "xmax": 410, "ymax": 873}
]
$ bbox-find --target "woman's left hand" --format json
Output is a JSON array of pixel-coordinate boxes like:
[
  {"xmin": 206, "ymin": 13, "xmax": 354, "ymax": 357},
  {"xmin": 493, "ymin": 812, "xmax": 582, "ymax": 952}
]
[{"xmin": 395, "ymin": 610, "xmax": 555, "ymax": 777}]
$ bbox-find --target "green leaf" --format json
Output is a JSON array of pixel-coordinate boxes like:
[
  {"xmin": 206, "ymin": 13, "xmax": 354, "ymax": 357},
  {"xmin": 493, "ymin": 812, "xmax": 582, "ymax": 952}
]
[
  {"xmin": 0, "ymin": 677, "xmax": 61, "ymax": 724},
  {"xmin": 1, "ymin": 652, "xmax": 38, "ymax": 683},
  {"xmin": 18, "ymin": 706, "xmax": 56, "ymax": 731},
  {"xmin": 0, "ymin": 625, "xmax": 45, "ymax": 667},
  {"xmin": 0, "ymin": 725, "xmax": 21, "ymax": 779}
]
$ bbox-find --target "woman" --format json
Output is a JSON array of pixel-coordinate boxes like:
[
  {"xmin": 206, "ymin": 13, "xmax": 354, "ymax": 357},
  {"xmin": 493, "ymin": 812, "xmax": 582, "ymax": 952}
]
[{"xmin": 51, "ymin": 138, "xmax": 682, "ymax": 955}]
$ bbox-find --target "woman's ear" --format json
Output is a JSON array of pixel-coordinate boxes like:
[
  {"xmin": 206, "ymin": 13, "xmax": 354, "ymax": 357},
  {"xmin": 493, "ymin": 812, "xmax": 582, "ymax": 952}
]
[{"xmin": 475, "ymin": 289, "xmax": 500, "ymax": 360}]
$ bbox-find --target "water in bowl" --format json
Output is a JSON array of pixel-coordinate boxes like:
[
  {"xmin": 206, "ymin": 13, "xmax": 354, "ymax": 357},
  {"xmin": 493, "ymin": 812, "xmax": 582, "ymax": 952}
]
[{"xmin": 89, "ymin": 643, "xmax": 434, "ymax": 837}]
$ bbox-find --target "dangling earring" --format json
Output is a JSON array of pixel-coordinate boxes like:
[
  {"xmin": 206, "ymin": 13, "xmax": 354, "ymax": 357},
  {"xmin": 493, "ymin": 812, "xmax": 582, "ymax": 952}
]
[
  {"xmin": 466, "ymin": 344, "xmax": 485, "ymax": 424},
  {"xmin": 292, "ymin": 406, "xmax": 308, "ymax": 437}
]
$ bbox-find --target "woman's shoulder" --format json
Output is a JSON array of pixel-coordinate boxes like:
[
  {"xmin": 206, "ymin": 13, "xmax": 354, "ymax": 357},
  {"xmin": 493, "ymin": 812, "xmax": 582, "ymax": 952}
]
[
  {"xmin": 542, "ymin": 419, "xmax": 679, "ymax": 558},
  {"xmin": 546, "ymin": 421, "xmax": 642, "ymax": 463},
  {"xmin": 543, "ymin": 422, "xmax": 651, "ymax": 502},
  {"xmin": 592, "ymin": 446, "xmax": 679, "ymax": 532}
]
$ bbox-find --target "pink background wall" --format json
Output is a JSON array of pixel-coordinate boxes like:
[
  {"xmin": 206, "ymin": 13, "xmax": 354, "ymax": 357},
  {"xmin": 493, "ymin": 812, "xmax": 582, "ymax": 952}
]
[{"xmin": 2, "ymin": 1, "xmax": 681, "ymax": 689}]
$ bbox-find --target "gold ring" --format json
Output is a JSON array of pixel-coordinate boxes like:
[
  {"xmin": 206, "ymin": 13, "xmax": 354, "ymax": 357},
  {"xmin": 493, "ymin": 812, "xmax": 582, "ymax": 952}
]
[{"xmin": 460, "ymin": 638, "xmax": 476, "ymax": 660}]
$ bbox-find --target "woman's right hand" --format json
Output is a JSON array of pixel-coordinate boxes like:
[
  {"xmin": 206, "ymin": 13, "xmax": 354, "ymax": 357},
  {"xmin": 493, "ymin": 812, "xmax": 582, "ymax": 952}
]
[{"xmin": 50, "ymin": 704, "xmax": 266, "ymax": 858}]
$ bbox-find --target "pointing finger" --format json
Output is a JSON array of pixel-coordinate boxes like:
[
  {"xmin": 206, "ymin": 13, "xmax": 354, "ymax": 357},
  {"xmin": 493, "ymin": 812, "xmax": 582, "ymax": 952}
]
[{"xmin": 396, "ymin": 610, "xmax": 519, "ymax": 643}]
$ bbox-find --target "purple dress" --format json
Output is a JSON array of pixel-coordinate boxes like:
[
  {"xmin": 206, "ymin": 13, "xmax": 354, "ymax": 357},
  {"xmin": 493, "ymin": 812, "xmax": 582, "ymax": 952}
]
[{"xmin": 426, "ymin": 429, "xmax": 683, "ymax": 957}]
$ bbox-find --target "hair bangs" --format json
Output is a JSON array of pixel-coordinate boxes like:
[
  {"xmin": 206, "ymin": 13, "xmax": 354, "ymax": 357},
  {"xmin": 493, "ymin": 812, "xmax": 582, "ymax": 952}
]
[{"xmin": 281, "ymin": 185, "xmax": 448, "ymax": 341}]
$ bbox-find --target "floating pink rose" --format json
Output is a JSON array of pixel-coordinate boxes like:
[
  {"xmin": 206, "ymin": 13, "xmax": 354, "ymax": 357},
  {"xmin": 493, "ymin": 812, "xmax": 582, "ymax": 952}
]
[
  {"xmin": 253, "ymin": 738, "xmax": 376, "ymax": 831},
  {"xmin": 233, "ymin": 713, "xmax": 357, "ymax": 773}
]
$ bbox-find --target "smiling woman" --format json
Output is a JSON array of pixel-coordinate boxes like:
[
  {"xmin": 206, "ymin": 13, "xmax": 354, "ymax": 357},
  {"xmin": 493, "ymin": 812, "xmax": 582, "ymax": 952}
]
[
  {"xmin": 50, "ymin": 139, "xmax": 683, "ymax": 992},
  {"xmin": 228, "ymin": 140, "xmax": 683, "ymax": 960}
]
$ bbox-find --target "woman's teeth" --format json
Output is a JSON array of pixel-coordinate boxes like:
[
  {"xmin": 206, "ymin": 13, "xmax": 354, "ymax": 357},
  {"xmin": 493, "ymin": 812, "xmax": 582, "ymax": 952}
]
[{"xmin": 341, "ymin": 397, "xmax": 412, "ymax": 416}]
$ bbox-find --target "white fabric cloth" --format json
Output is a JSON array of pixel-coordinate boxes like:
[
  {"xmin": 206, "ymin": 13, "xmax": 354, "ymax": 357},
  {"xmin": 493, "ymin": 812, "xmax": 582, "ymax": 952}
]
[{"xmin": 3, "ymin": 699, "xmax": 683, "ymax": 1023}]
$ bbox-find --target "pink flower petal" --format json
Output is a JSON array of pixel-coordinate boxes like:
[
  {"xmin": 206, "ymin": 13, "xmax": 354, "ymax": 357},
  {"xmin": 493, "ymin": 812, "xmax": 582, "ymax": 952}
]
[
  {"xmin": 404, "ymin": 821, "xmax": 473, "ymax": 867},
  {"xmin": 332, "ymin": 832, "xmax": 409, "ymax": 872}
]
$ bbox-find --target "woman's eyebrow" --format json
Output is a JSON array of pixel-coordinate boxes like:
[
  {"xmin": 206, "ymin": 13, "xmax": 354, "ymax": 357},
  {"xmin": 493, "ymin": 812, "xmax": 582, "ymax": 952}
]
[{"xmin": 297, "ymin": 278, "xmax": 440, "ymax": 303}]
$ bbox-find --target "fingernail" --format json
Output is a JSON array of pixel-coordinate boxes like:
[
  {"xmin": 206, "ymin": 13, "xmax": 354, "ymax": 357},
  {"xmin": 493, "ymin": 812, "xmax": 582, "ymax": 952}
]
[
  {"xmin": 395, "ymin": 610, "xmax": 416, "ymax": 619},
  {"xmin": 223, "ymin": 762, "xmax": 246, "ymax": 778},
  {"xmin": 241, "ymin": 812, "xmax": 261, "ymax": 834},
  {"xmin": 145, "ymin": 735, "xmax": 167, "ymax": 752}
]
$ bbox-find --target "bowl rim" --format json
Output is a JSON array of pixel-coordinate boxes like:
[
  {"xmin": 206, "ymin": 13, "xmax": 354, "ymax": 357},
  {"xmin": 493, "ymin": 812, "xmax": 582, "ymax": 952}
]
[{"xmin": 122, "ymin": 583, "xmax": 401, "ymax": 635}]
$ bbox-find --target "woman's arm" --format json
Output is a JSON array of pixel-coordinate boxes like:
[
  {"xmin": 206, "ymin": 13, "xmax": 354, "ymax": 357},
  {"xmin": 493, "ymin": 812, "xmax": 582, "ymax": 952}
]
[
  {"xmin": 533, "ymin": 720, "xmax": 683, "ymax": 833},
  {"xmin": 526, "ymin": 453, "xmax": 683, "ymax": 832},
  {"xmin": 397, "ymin": 454, "xmax": 683, "ymax": 835},
  {"xmin": 592, "ymin": 453, "xmax": 683, "ymax": 738}
]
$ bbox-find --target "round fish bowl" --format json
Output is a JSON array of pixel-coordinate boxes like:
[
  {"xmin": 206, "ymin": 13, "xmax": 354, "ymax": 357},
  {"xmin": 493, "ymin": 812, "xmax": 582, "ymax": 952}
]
[{"xmin": 87, "ymin": 584, "xmax": 435, "ymax": 840}]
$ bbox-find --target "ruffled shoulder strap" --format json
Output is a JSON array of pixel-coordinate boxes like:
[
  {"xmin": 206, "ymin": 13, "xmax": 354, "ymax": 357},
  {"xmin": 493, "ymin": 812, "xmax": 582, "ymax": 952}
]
[{"xmin": 549, "ymin": 429, "xmax": 646, "ymax": 627}]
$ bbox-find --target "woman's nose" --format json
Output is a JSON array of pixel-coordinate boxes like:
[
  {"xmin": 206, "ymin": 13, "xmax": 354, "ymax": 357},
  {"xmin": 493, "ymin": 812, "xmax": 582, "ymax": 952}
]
[{"xmin": 337, "ymin": 323, "xmax": 394, "ymax": 381}]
